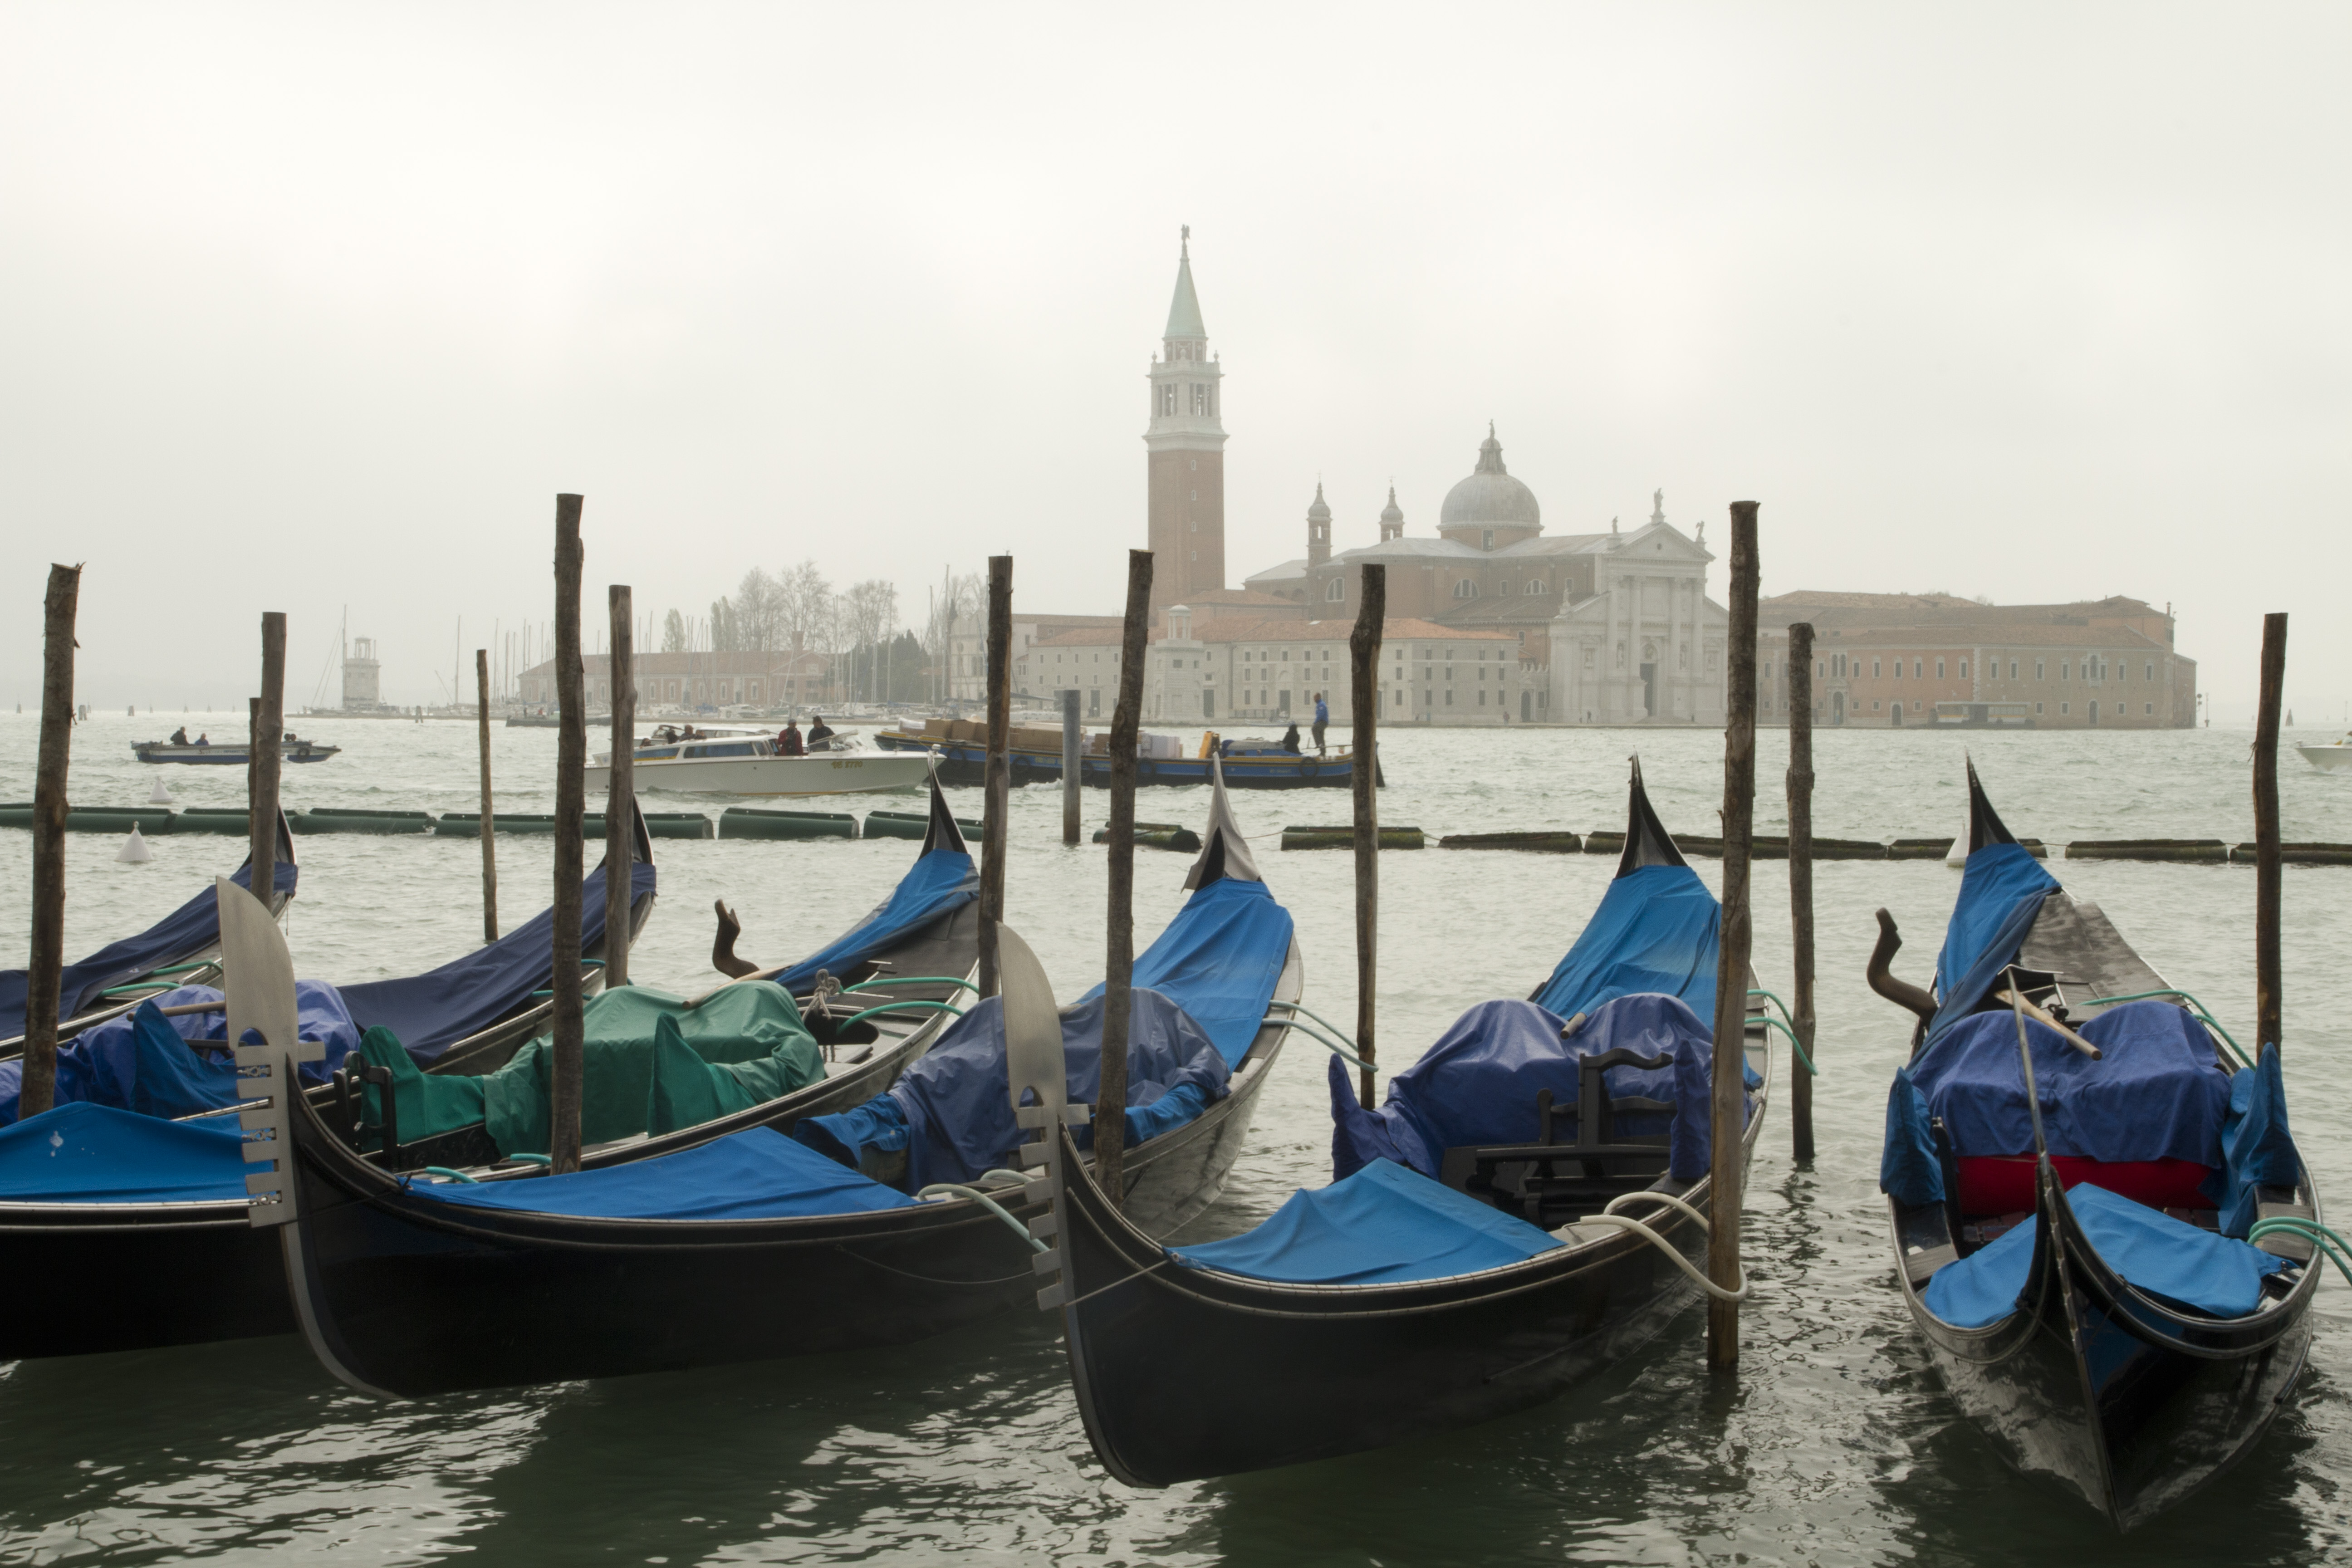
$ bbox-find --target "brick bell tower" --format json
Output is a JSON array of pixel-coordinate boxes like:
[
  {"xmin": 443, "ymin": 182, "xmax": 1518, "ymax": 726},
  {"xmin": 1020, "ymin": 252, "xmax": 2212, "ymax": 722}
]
[{"xmin": 1145, "ymin": 227, "xmax": 1226, "ymax": 619}]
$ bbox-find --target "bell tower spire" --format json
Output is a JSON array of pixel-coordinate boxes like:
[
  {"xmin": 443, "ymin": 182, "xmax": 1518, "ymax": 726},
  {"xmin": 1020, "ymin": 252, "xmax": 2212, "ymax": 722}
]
[{"xmin": 1146, "ymin": 226, "xmax": 1227, "ymax": 616}]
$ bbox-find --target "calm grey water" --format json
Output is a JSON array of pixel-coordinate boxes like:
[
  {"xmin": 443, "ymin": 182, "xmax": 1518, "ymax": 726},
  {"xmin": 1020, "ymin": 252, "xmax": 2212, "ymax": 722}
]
[{"xmin": 4, "ymin": 713, "xmax": 2350, "ymax": 1566}]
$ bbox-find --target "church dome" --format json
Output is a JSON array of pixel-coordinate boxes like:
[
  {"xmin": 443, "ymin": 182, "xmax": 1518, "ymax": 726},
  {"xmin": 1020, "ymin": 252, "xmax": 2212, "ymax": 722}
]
[
  {"xmin": 1438, "ymin": 425, "xmax": 1540, "ymax": 532},
  {"xmin": 1306, "ymin": 482, "xmax": 1331, "ymax": 523}
]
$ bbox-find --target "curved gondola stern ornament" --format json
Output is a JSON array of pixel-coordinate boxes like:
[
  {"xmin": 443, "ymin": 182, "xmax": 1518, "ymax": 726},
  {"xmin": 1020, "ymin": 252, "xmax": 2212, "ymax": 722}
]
[
  {"xmin": 997, "ymin": 922, "xmax": 1079, "ymax": 1305},
  {"xmin": 1965, "ymin": 755, "xmax": 2020, "ymax": 856},
  {"xmin": 1617, "ymin": 755, "xmax": 1688, "ymax": 876},
  {"xmin": 1184, "ymin": 753, "xmax": 1264, "ymax": 892},
  {"xmin": 919, "ymin": 757, "xmax": 968, "ymax": 857}
]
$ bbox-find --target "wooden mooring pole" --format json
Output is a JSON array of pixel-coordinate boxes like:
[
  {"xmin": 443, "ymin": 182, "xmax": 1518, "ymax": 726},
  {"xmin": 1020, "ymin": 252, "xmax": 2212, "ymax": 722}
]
[
  {"xmin": 251, "ymin": 611, "xmax": 286, "ymax": 911},
  {"xmin": 1061, "ymin": 686, "xmax": 1083, "ymax": 847},
  {"xmin": 2254, "ymin": 612, "xmax": 2287, "ymax": 1054},
  {"xmin": 1709, "ymin": 500, "xmax": 1760, "ymax": 1372},
  {"xmin": 1349, "ymin": 564, "xmax": 1387, "ymax": 1110},
  {"xmin": 1786, "ymin": 621, "xmax": 1817, "ymax": 1161},
  {"xmin": 604, "ymin": 586, "xmax": 636, "ymax": 989},
  {"xmin": 22, "ymin": 564, "xmax": 82, "ymax": 1120},
  {"xmin": 475, "ymin": 648, "xmax": 498, "ymax": 942},
  {"xmin": 549, "ymin": 495, "xmax": 588, "ymax": 1174},
  {"xmin": 978, "ymin": 555, "xmax": 1012, "ymax": 998},
  {"xmin": 1097, "ymin": 549, "xmax": 1153, "ymax": 1207}
]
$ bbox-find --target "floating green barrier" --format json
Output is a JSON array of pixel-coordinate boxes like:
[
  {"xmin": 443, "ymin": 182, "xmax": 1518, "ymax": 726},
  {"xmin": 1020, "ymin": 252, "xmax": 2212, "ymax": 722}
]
[
  {"xmin": 1091, "ymin": 821, "xmax": 1201, "ymax": 853},
  {"xmin": 64, "ymin": 807, "xmax": 177, "ymax": 834},
  {"xmin": 1582, "ymin": 832, "xmax": 1625, "ymax": 856},
  {"xmin": 2066, "ymin": 838, "xmax": 2227, "ymax": 863},
  {"xmin": 643, "ymin": 812, "xmax": 716, "ymax": 840},
  {"xmin": 172, "ymin": 808, "xmax": 255, "ymax": 835},
  {"xmin": 1438, "ymin": 831, "xmax": 1582, "ymax": 854},
  {"xmin": 866, "ymin": 809, "xmax": 983, "ymax": 842},
  {"xmin": 1281, "ymin": 824, "xmax": 1424, "ymax": 851},
  {"xmin": 434, "ymin": 811, "xmax": 712, "ymax": 840},
  {"xmin": 718, "ymin": 807, "xmax": 856, "ymax": 841},
  {"xmin": 292, "ymin": 808, "xmax": 436, "ymax": 835},
  {"xmin": 2232, "ymin": 842, "xmax": 2352, "ymax": 865}
]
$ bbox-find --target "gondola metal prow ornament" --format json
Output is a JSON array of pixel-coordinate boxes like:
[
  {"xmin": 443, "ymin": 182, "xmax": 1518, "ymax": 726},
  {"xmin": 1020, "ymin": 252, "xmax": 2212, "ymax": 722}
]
[
  {"xmin": 995, "ymin": 922, "xmax": 1079, "ymax": 1308},
  {"xmin": 219, "ymin": 875, "xmax": 321, "ymax": 1227}
]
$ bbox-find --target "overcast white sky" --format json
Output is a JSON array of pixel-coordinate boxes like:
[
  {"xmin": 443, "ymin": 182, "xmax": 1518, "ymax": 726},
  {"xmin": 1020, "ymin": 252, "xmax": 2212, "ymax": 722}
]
[{"xmin": 3, "ymin": 4, "xmax": 2346, "ymax": 717}]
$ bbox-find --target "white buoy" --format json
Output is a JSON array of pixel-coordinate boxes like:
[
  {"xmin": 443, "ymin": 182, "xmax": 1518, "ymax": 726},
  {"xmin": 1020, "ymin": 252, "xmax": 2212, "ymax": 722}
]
[
  {"xmin": 1945, "ymin": 797, "xmax": 1970, "ymax": 867},
  {"xmin": 118, "ymin": 824, "xmax": 153, "ymax": 864},
  {"xmin": 147, "ymin": 776, "xmax": 174, "ymax": 804}
]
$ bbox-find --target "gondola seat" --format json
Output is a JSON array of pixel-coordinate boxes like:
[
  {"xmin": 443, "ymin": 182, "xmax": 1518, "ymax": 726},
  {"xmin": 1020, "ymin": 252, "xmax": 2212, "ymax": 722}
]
[{"xmin": 0, "ymin": 986, "xmax": 362, "ymax": 1126}]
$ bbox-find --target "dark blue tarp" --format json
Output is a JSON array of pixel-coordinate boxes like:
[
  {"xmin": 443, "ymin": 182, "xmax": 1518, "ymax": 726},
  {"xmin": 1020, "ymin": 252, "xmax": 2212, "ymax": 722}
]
[
  {"xmin": 796, "ymin": 988, "xmax": 1231, "ymax": 1190},
  {"xmin": 0, "ymin": 1100, "xmax": 249, "ymax": 1205},
  {"xmin": 1880, "ymin": 1066, "xmax": 1946, "ymax": 1207},
  {"xmin": 1329, "ymin": 993, "xmax": 1740, "ymax": 1186},
  {"xmin": 774, "ymin": 848, "xmax": 976, "ymax": 994},
  {"xmin": 1078, "ymin": 876, "xmax": 1294, "ymax": 1066},
  {"xmin": 1529, "ymin": 864, "xmax": 1721, "ymax": 1028},
  {"xmin": 341, "ymin": 861, "xmax": 656, "ymax": 1061},
  {"xmin": 1173, "ymin": 1157, "xmax": 1564, "ymax": 1285},
  {"xmin": 407, "ymin": 1125, "xmax": 912, "ymax": 1220},
  {"xmin": 2217, "ymin": 1049, "xmax": 2302, "ymax": 1237},
  {"xmin": 1906, "ymin": 1000, "xmax": 2231, "ymax": 1166},
  {"xmin": 1922, "ymin": 1180, "xmax": 2289, "ymax": 1328},
  {"xmin": 1925, "ymin": 843, "xmax": 2059, "ymax": 1046},
  {"xmin": 0, "ymin": 986, "xmax": 363, "ymax": 1126},
  {"xmin": 0, "ymin": 858, "xmax": 298, "ymax": 1041}
]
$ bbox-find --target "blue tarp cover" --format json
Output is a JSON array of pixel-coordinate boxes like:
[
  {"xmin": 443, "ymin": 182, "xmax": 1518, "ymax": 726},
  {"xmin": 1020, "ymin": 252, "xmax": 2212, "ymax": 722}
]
[
  {"xmin": 1078, "ymin": 877, "xmax": 1294, "ymax": 1066},
  {"xmin": 2218, "ymin": 1049, "xmax": 2302, "ymax": 1236},
  {"xmin": 774, "ymin": 848, "xmax": 976, "ymax": 993},
  {"xmin": 0, "ymin": 858, "xmax": 298, "ymax": 1040},
  {"xmin": 0, "ymin": 986, "xmax": 362, "ymax": 1126},
  {"xmin": 1329, "ymin": 993, "xmax": 1741, "ymax": 1186},
  {"xmin": 1881, "ymin": 1066, "xmax": 1946, "ymax": 1207},
  {"xmin": 341, "ymin": 861, "xmax": 656, "ymax": 1060},
  {"xmin": 1906, "ymin": 1000, "xmax": 2231, "ymax": 1166},
  {"xmin": 407, "ymin": 1125, "xmax": 913, "ymax": 1220},
  {"xmin": 1922, "ymin": 1180, "xmax": 2289, "ymax": 1328},
  {"xmin": 1925, "ymin": 843, "xmax": 2059, "ymax": 1046},
  {"xmin": 0, "ymin": 1101, "xmax": 248, "ymax": 1205},
  {"xmin": 1173, "ymin": 1158, "xmax": 1564, "ymax": 1285},
  {"xmin": 1530, "ymin": 864, "xmax": 1721, "ymax": 1028},
  {"xmin": 796, "ymin": 988, "xmax": 1231, "ymax": 1190}
]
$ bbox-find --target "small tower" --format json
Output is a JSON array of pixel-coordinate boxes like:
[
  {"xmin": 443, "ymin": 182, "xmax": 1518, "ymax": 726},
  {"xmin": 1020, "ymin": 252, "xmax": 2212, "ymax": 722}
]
[
  {"xmin": 1145, "ymin": 228, "xmax": 1228, "ymax": 615},
  {"xmin": 342, "ymin": 637, "xmax": 382, "ymax": 710},
  {"xmin": 1379, "ymin": 485, "xmax": 1405, "ymax": 542},
  {"xmin": 1306, "ymin": 483, "xmax": 1332, "ymax": 566}
]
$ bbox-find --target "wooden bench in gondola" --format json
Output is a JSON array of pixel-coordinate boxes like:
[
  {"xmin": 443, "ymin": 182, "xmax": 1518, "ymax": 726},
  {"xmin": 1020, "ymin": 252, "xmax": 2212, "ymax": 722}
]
[{"xmin": 1437, "ymin": 1046, "xmax": 1677, "ymax": 1230}]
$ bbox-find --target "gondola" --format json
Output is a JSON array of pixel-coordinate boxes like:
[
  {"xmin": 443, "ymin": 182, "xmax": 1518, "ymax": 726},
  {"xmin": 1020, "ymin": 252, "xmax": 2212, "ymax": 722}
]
[
  {"xmin": 0, "ymin": 807, "xmax": 659, "ymax": 1359},
  {"xmin": 1034, "ymin": 760, "xmax": 1773, "ymax": 1486},
  {"xmin": 264, "ymin": 763, "xmax": 1298, "ymax": 1397},
  {"xmin": 1871, "ymin": 762, "xmax": 2322, "ymax": 1530},
  {"xmin": 0, "ymin": 811, "xmax": 298, "ymax": 1060}
]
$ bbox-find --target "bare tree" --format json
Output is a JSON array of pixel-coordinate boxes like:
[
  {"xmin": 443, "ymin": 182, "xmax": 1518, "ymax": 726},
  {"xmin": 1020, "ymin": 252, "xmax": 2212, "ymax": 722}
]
[
  {"xmin": 776, "ymin": 560, "xmax": 831, "ymax": 656},
  {"xmin": 841, "ymin": 579, "xmax": 898, "ymax": 704},
  {"xmin": 733, "ymin": 568, "xmax": 783, "ymax": 652},
  {"xmin": 662, "ymin": 609, "xmax": 688, "ymax": 652},
  {"xmin": 708, "ymin": 598, "xmax": 738, "ymax": 652}
]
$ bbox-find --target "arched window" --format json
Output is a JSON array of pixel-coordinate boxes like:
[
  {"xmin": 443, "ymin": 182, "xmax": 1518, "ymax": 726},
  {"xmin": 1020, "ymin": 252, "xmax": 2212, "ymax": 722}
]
[
  {"xmin": 1452, "ymin": 579, "xmax": 1478, "ymax": 599},
  {"xmin": 1325, "ymin": 578, "xmax": 1345, "ymax": 602},
  {"xmin": 1525, "ymin": 579, "xmax": 1545, "ymax": 595}
]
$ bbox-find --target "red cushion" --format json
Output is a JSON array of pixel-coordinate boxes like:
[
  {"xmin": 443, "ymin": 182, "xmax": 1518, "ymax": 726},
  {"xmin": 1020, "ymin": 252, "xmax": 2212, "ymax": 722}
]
[{"xmin": 1955, "ymin": 1155, "xmax": 2216, "ymax": 1216}]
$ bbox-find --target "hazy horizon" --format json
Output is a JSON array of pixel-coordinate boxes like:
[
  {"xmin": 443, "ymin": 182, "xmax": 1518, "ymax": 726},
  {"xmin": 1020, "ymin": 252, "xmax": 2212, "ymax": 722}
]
[{"xmin": 4, "ymin": 5, "xmax": 2346, "ymax": 722}]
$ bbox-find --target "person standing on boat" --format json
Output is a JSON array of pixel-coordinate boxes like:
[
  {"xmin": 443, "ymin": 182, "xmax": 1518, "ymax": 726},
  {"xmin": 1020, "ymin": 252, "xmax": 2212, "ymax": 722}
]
[
  {"xmin": 778, "ymin": 720, "xmax": 805, "ymax": 756},
  {"xmin": 1311, "ymin": 693, "xmax": 1328, "ymax": 755},
  {"xmin": 806, "ymin": 715, "xmax": 835, "ymax": 751},
  {"xmin": 170, "ymin": 725, "xmax": 189, "ymax": 745},
  {"xmin": 1279, "ymin": 721, "xmax": 1302, "ymax": 753}
]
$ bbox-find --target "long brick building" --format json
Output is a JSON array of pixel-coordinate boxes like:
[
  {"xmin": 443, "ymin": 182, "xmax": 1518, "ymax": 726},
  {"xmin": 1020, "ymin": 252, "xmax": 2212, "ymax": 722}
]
[{"xmin": 1756, "ymin": 592, "xmax": 2197, "ymax": 729}]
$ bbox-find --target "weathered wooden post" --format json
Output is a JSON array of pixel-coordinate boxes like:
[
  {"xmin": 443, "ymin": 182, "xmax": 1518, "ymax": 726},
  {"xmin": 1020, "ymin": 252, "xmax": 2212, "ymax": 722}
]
[
  {"xmin": 21, "ymin": 564, "xmax": 82, "ymax": 1119},
  {"xmin": 1061, "ymin": 686, "xmax": 1083, "ymax": 847},
  {"xmin": 1349, "ymin": 564, "xmax": 1387, "ymax": 1110},
  {"xmin": 1709, "ymin": 500, "xmax": 1761, "ymax": 1371},
  {"xmin": 1786, "ymin": 621, "xmax": 1817, "ymax": 1161},
  {"xmin": 978, "ymin": 555, "xmax": 1012, "ymax": 998},
  {"xmin": 604, "ymin": 586, "xmax": 636, "ymax": 989},
  {"xmin": 475, "ymin": 647, "xmax": 498, "ymax": 942},
  {"xmin": 1095, "ymin": 549, "xmax": 1154, "ymax": 1208},
  {"xmin": 549, "ymin": 495, "xmax": 588, "ymax": 1174},
  {"xmin": 2254, "ymin": 612, "xmax": 2287, "ymax": 1053},
  {"xmin": 250, "ymin": 612, "xmax": 286, "ymax": 910}
]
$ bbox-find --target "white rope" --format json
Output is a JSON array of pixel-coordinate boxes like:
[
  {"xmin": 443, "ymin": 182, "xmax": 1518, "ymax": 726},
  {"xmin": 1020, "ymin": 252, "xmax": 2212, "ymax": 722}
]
[
  {"xmin": 1572, "ymin": 1194, "xmax": 1749, "ymax": 1301},
  {"xmin": 915, "ymin": 1181, "xmax": 1047, "ymax": 1252}
]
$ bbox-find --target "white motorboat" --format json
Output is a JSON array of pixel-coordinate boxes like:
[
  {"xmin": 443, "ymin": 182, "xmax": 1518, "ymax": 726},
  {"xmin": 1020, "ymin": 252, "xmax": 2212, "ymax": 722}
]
[
  {"xmin": 587, "ymin": 729, "xmax": 931, "ymax": 797},
  {"xmin": 2296, "ymin": 734, "xmax": 2352, "ymax": 771}
]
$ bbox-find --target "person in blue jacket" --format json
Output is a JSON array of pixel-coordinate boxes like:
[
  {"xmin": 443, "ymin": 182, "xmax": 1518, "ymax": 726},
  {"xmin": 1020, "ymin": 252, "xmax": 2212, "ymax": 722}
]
[{"xmin": 1311, "ymin": 693, "xmax": 1328, "ymax": 755}]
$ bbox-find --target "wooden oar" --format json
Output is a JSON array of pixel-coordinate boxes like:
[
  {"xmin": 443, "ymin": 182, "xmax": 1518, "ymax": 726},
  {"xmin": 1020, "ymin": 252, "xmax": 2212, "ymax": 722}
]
[{"xmin": 1993, "ymin": 988, "xmax": 2102, "ymax": 1059}]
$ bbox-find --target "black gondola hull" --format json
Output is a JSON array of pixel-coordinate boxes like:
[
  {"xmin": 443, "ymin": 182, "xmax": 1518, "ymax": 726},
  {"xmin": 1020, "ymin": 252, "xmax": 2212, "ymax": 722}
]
[{"xmin": 0, "ymin": 1210, "xmax": 295, "ymax": 1357}]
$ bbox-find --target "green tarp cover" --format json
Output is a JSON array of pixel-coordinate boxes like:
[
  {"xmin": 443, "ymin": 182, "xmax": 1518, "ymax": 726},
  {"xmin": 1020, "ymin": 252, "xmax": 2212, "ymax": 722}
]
[{"xmin": 362, "ymin": 982, "xmax": 823, "ymax": 1156}]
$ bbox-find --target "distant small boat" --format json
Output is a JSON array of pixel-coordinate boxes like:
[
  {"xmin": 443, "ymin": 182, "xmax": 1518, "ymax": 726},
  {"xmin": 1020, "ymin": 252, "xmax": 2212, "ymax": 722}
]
[
  {"xmin": 2295, "ymin": 735, "xmax": 2352, "ymax": 771},
  {"xmin": 133, "ymin": 738, "xmax": 340, "ymax": 765},
  {"xmin": 588, "ymin": 728, "xmax": 928, "ymax": 798}
]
